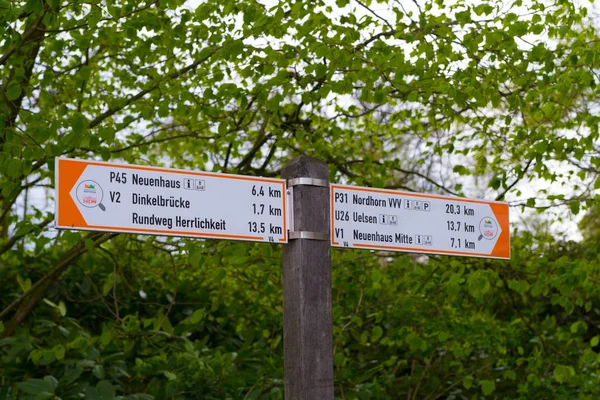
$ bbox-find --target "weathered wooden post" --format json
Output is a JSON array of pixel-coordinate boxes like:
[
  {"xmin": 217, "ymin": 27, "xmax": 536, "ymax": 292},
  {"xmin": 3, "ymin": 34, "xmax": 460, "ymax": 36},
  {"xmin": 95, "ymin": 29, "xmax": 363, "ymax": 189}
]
[{"xmin": 282, "ymin": 156, "xmax": 334, "ymax": 399}]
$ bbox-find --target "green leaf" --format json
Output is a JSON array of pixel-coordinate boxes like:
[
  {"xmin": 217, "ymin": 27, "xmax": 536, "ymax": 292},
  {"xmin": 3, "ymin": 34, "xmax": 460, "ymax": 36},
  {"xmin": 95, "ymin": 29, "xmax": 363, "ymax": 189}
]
[
  {"xmin": 218, "ymin": 122, "xmax": 228, "ymax": 135},
  {"xmin": 61, "ymin": 367, "xmax": 83, "ymax": 385},
  {"xmin": 103, "ymin": 273, "xmax": 115, "ymax": 296},
  {"xmin": 463, "ymin": 375, "xmax": 473, "ymax": 389},
  {"xmin": 406, "ymin": 332, "xmax": 427, "ymax": 351},
  {"xmin": 17, "ymin": 379, "xmax": 53, "ymax": 395},
  {"xmin": 570, "ymin": 321, "xmax": 586, "ymax": 333},
  {"xmin": 43, "ymin": 376, "xmax": 58, "ymax": 391},
  {"xmin": 17, "ymin": 275, "xmax": 32, "ymax": 292},
  {"xmin": 122, "ymin": 315, "xmax": 140, "ymax": 333},
  {"xmin": 531, "ymin": 24, "xmax": 544, "ymax": 34},
  {"xmin": 164, "ymin": 371, "xmax": 177, "ymax": 380},
  {"xmin": 467, "ymin": 270, "xmax": 490, "ymax": 298},
  {"xmin": 58, "ymin": 301, "xmax": 67, "ymax": 317},
  {"xmin": 6, "ymin": 81, "xmax": 22, "ymax": 100},
  {"xmin": 52, "ymin": 345, "xmax": 65, "ymax": 360},
  {"xmin": 141, "ymin": 105, "xmax": 154, "ymax": 119},
  {"xmin": 190, "ymin": 309, "xmax": 206, "ymax": 324},
  {"xmin": 85, "ymin": 239, "xmax": 96, "ymax": 253},
  {"xmin": 85, "ymin": 386, "xmax": 102, "ymax": 400},
  {"xmin": 71, "ymin": 113, "xmax": 87, "ymax": 134},
  {"xmin": 161, "ymin": 315, "xmax": 174, "ymax": 334},
  {"xmin": 33, "ymin": 392, "xmax": 53, "ymax": 400},
  {"xmin": 591, "ymin": 336, "xmax": 599, "ymax": 347},
  {"xmin": 215, "ymin": 269, "xmax": 226, "ymax": 282},
  {"xmin": 93, "ymin": 365, "xmax": 104, "ymax": 380},
  {"xmin": 371, "ymin": 326, "xmax": 383, "ymax": 342},
  {"xmin": 43, "ymin": 298, "xmax": 58, "ymax": 308},
  {"xmin": 371, "ymin": 269, "xmax": 382, "ymax": 284},
  {"xmin": 504, "ymin": 370, "xmax": 517, "ymax": 380},
  {"xmin": 333, "ymin": 351, "xmax": 346, "ymax": 367},
  {"xmin": 476, "ymin": 4, "xmax": 493, "ymax": 15},
  {"xmin": 62, "ymin": 231, "xmax": 81, "ymax": 247},
  {"xmin": 6, "ymin": 159, "xmax": 23, "ymax": 178},
  {"xmin": 489, "ymin": 175, "xmax": 502, "ymax": 190},
  {"xmin": 97, "ymin": 380, "xmax": 115, "ymax": 400},
  {"xmin": 554, "ymin": 364, "xmax": 575, "ymax": 383},
  {"xmin": 26, "ymin": 0, "xmax": 43, "ymax": 13},
  {"xmin": 453, "ymin": 165, "xmax": 467, "ymax": 175},
  {"xmin": 569, "ymin": 202, "xmax": 580, "ymax": 215},
  {"xmin": 480, "ymin": 380, "xmax": 495, "ymax": 395},
  {"xmin": 407, "ymin": 91, "xmax": 419, "ymax": 102}
]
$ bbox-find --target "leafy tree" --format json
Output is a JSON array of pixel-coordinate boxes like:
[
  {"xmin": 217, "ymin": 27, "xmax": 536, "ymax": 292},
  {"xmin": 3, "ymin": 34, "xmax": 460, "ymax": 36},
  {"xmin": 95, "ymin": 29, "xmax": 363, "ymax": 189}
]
[{"xmin": 2, "ymin": 0, "xmax": 600, "ymax": 398}]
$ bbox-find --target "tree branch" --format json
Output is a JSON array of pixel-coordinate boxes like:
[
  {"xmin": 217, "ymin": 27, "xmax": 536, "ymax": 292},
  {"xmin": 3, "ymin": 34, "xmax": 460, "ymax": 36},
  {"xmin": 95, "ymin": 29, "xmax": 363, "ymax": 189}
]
[
  {"xmin": 0, "ymin": 216, "xmax": 53, "ymax": 256},
  {"xmin": 0, "ymin": 232, "xmax": 118, "ymax": 338},
  {"xmin": 236, "ymin": 115, "xmax": 271, "ymax": 172},
  {"xmin": 88, "ymin": 47, "xmax": 220, "ymax": 129},
  {"xmin": 0, "ymin": 13, "xmax": 45, "ymax": 66}
]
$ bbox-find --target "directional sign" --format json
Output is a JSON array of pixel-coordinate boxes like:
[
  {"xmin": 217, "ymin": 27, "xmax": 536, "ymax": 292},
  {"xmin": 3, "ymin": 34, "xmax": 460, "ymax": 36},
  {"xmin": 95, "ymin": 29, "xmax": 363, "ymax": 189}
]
[
  {"xmin": 331, "ymin": 185, "xmax": 510, "ymax": 259},
  {"xmin": 55, "ymin": 158, "xmax": 287, "ymax": 243}
]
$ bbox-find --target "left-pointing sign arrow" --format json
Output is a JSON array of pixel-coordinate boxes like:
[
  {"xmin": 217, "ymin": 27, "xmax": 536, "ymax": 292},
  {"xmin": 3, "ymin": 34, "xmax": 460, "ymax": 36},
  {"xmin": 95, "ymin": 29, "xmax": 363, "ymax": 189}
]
[{"xmin": 55, "ymin": 158, "xmax": 288, "ymax": 243}]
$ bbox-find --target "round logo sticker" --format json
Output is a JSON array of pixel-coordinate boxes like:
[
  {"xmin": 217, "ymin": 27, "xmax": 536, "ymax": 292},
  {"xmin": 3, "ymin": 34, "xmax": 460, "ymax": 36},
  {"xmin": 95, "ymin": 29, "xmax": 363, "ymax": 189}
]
[
  {"xmin": 76, "ymin": 180, "xmax": 106, "ymax": 211},
  {"xmin": 478, "ymin": 217, "xmax": 498, "ymax": 241}
]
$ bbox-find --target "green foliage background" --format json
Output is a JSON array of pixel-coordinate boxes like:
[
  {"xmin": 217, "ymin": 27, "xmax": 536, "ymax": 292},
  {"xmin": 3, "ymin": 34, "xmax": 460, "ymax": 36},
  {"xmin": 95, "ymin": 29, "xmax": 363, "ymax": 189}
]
[{"xmin": 2, "ymin": 0, "xmax": 600, "ymax": 398}]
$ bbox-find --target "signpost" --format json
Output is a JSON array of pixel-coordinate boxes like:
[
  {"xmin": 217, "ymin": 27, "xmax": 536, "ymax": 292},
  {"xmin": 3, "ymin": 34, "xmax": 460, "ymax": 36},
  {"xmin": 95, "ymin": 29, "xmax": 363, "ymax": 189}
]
[
  {"xmin": 55, "ymin": 158, "xmax": 287, "ymax": 243},
  {"xmin": 54, "ymin": 156, "xmax": 511, "ymax": 400},
  {"xmin": 282, "ymin": 157, "xmax": 333, "ymax": 399},
  {"xmin": 331, "ymin": 184, "xmax": 510, "ymax": 259}
]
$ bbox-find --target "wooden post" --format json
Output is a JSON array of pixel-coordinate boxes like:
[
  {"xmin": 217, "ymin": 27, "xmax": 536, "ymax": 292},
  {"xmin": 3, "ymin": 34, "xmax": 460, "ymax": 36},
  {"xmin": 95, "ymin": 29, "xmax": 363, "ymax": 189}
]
[{"xmin": 282, "ymin": 156, "xmax": 334, "ymax": 400}]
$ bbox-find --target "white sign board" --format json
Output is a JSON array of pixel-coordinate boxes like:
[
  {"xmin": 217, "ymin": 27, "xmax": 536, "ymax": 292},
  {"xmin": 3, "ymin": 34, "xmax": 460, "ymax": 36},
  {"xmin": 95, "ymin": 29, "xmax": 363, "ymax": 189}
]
[
  {"xmin": 56, "ymin": 158, "xmax": 287, "ymax": 243},
  {"xmin": 331, "ymin": 185, "xmax": 510, "ymax": 259}
]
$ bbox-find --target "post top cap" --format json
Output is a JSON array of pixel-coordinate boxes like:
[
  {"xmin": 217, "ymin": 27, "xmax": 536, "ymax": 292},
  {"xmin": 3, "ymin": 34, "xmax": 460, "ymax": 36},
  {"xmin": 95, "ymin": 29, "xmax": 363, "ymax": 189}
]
[{"xmin": 281, "ymin": 156, "xmax": 329, "ymax": 180}]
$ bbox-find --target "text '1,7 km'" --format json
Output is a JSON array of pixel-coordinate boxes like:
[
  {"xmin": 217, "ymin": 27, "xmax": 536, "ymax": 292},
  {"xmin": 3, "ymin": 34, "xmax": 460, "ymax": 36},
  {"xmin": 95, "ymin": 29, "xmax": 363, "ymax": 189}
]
[
  {"xmin": 331, "ymin": 184, "xmax": 510, "ymax": 259},
  {"xmin": 55, "ymin": 158, "xmax": 287, "ymax": 243}
]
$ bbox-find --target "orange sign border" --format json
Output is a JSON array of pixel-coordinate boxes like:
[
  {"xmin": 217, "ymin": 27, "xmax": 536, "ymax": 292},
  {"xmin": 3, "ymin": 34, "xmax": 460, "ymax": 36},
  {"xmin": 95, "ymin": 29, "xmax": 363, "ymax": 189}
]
[
  {"xmin": 55, "ymin": 158, "xmax": 287, "ymax": 243},
  {"xmin": 330, "ymin": 184, "xmax": 510, "ymax": 259}
]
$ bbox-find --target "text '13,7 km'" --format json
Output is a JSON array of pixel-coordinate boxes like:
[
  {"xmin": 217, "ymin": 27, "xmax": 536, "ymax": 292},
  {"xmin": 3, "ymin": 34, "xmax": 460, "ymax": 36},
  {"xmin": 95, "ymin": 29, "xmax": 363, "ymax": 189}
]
[{"xmin": 330, "ymin": 184, "xmax": 510, "ymax": 259}]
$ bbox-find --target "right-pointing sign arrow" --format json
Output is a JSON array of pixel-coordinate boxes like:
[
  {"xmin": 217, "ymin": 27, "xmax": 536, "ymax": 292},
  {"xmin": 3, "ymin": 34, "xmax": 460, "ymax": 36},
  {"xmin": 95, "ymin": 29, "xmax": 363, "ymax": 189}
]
[{"xmin": 331, "ymin": 185, "xmax": 510, "ymax": 259}]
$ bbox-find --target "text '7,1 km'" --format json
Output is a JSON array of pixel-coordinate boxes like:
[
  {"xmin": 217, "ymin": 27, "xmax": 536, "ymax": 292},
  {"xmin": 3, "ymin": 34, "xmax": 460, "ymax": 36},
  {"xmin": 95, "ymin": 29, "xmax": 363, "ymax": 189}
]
[{"xmin": 331, "ymin": 184, "xmax": 510, "ymax": 259}]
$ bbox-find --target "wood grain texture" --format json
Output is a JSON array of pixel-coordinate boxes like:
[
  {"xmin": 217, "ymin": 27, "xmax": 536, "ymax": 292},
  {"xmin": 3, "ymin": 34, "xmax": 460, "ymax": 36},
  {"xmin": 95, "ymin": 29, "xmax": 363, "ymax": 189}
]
[{"xmin": 282, "ymin": 156, "xmax": 334, "ymax": 400}]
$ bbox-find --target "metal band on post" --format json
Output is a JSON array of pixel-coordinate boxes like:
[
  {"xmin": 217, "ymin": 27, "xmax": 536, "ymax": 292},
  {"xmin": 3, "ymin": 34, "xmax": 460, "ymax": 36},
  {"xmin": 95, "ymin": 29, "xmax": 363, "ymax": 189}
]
[
  {"xmin": 289, "ymin": 231, "xmax": 329, "ymax": 241},
  {"xmin": 287, "ymin": 177, "xmax": 329, "ymax": 188},
  {"xmin": 286, "ymin": 177, "xmax": 330, "ymax": 240}
]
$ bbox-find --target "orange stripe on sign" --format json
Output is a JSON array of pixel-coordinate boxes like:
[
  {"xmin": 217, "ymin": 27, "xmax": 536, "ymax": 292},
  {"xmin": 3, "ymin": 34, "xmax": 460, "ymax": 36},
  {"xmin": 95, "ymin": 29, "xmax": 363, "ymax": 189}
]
[
  {"xmin": 57, "ymin": 159, "xmax": 88, "ymax": 229},
  {"xmin": 489, "ymin": 202, "xmax": 510, "ymax": 259}
]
